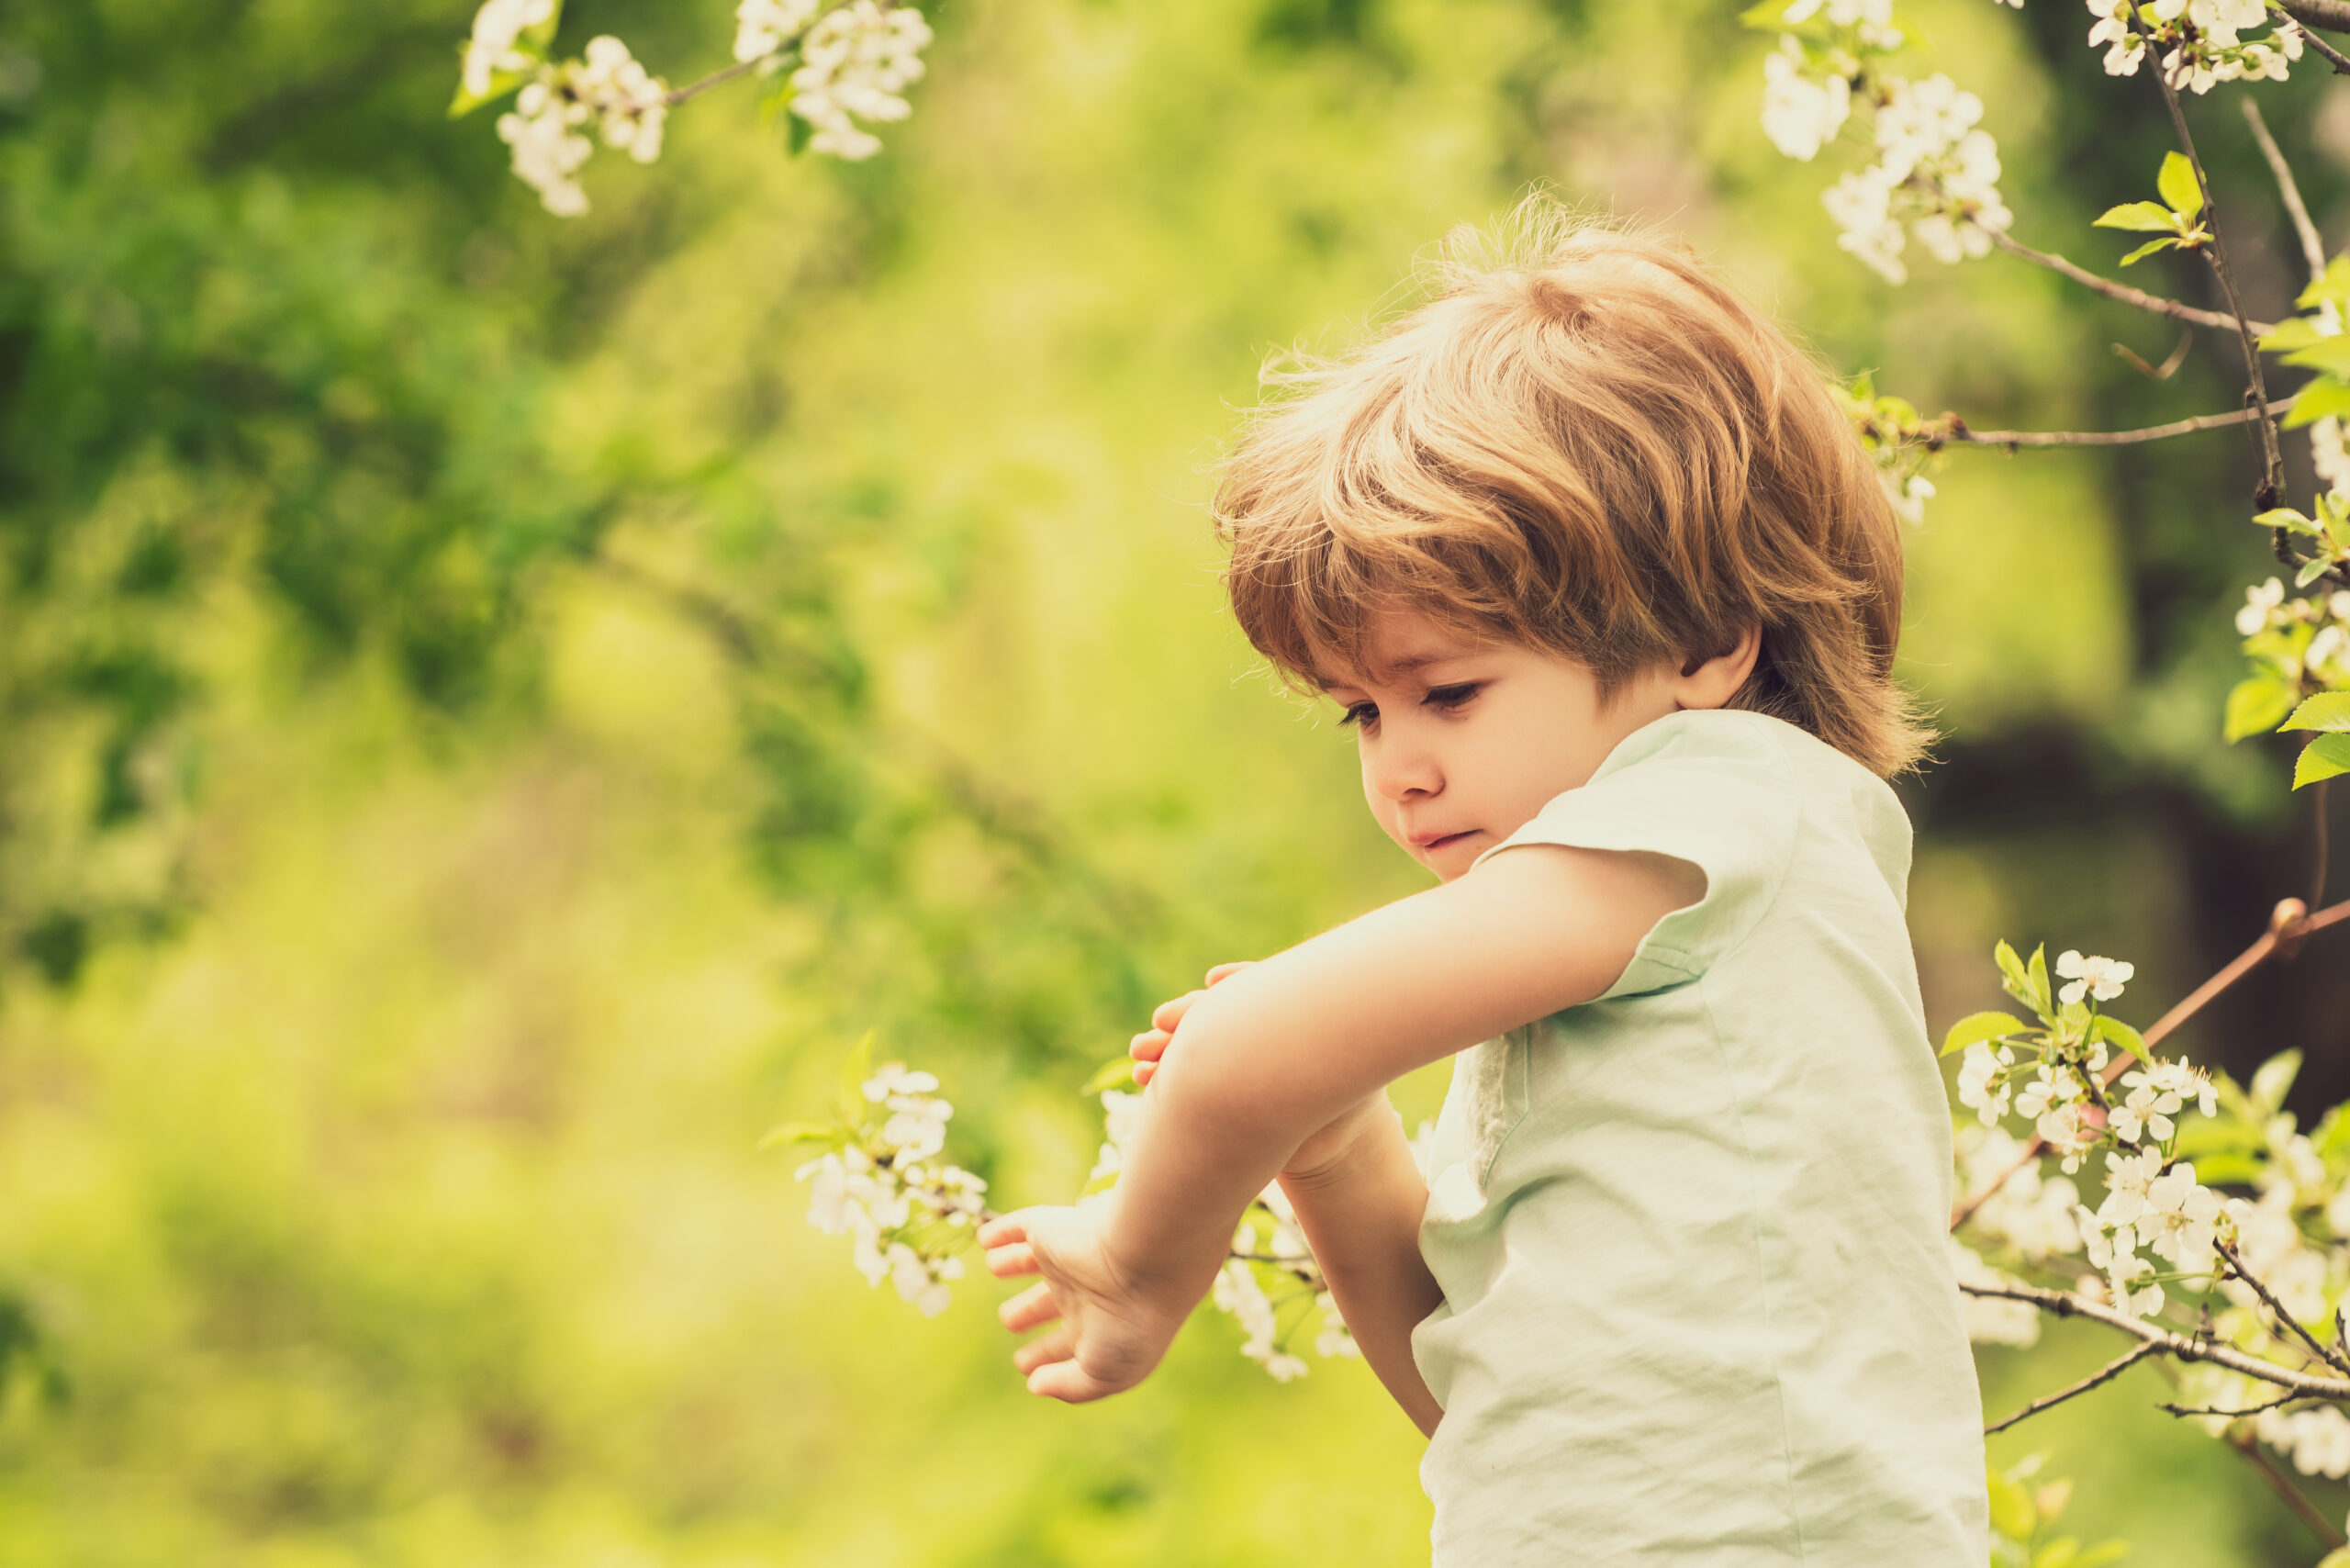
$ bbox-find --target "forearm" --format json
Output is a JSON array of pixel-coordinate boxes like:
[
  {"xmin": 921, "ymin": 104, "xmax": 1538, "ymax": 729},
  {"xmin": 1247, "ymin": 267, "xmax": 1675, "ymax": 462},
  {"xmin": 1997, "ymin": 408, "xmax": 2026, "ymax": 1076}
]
[{"xmin": 1279, "ymin": 1107, "xmax": 1446, "ymax": 1437}]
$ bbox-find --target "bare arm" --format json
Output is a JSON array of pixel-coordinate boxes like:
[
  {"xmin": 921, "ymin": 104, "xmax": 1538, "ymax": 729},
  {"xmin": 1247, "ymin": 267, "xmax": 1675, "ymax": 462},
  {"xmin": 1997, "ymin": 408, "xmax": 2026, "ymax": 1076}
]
[
  {"xmin": 1278, "ymin": 1103, "xmax": 1447, "ymax": 1436},
  {"xmin": 981, "ymin": 843, "xmax": 1701, "ymax": 1401}
]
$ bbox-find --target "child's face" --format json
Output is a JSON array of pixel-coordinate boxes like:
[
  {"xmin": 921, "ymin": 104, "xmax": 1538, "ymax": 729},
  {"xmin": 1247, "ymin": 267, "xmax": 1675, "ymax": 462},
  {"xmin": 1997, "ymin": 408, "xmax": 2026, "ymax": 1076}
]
[{"xmin": 1321, "ymin": 606, "xmax": 1682, "ymax": 883}]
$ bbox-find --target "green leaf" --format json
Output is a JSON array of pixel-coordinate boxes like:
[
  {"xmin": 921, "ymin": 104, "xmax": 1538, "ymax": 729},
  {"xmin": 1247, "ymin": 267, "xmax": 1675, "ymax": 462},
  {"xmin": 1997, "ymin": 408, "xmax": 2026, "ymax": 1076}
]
[
  {"xmin": 2065, "ymin": 1543, "xmax": 2131, "ymax": 1568},
  {"xmin": 450, "ymin": 61, "xmax": 535, "ymax": 118},
  {"xmin": 1987, "ymin": 1469, "xmax": 2039, "ymax": 1543},
  {"xmin": 1737, "ymin": 0, "xmax": 1798, "ymax": 26},
  {"xmin": 2089, "ymin": 1014, "xmax": 2146, "ymax": 1061},
  {"xmin": 2095, "ymin": 201, "xmax": 2182, "ymax": 233},
  {"xmin": 2027, "ymin": 944, "xmax": 2052, "ymax": 1017},
  {"xmin": 2316, "ymin": 1549, "xmax": 2350, "ymax": 1568},
  {"xmin": 787, "ymin": 106, "xmax": 814, "ymax": 156},
  {"xmin": 2282, "ymin": 692, "xmax": 2350, "ymax": 733},
  {"xmin": 2294, "ymin": 731, "xmax": 2350, "ymax": 788},
  {"xmin": 2302, "ymin": 255, "xmax": 2350, "ymax": 312},
  {"xmin": 2177, "ymin": 1151, "xmax": 2266, "ymax": 1184},
  {"xmin": 1080, "ymin": 1056, "xmax": 1139, "ymax": 1095},
  {"xmin": 2283, "ymin": 335, "xmax": 2350, "ymax": 377},
  {"xmin": 1994, "ymin": 938, "xmax": 2032, "ymax": 1003},
  {"xmin": 758, "ymin": 1120, "xmax": 844, "ymax": 1150},
  {"xmin": 2157, "ymin": 151, "xmax": 2203, "ymax": 219},
  {"xmin": 2299, "ymin": 555, "xmax": 2339, "ymax": 588},
  {"xmin": 2117, "ymin": 237, "xmax": 2180, "ymax": 267},
  {"xmin": 2253, "ymin": 507, "xmax": 2321, "ymax": 534},
  {"xmin": 521, "ymin": 0, "xmax": 564, "ymax": 52},
  {"xmin": 2223, "ymin": 675, "xmax": 2297, "ymax": 743},
  {"xmin": 2251, "ymin": 1049, "xmax": 2303, "ymax": 1115},
  {"xmin": 2283, "ymin": 377, "xmax": 2350, "ymax": 429},
  {"xmin": 2258, "ymin": 317, "xmax": 2331, "ymax": 353},
  {"xmin": 1941, "ymin": 1011, "xmax": 2028, "ymax": 1056}
]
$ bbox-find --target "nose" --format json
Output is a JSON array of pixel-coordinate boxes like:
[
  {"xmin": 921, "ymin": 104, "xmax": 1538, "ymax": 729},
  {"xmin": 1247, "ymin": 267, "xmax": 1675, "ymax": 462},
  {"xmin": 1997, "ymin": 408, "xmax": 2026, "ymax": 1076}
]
[{"xmin": 1363, "ymin": 729, "xmax": 1442, "ymax": 803}]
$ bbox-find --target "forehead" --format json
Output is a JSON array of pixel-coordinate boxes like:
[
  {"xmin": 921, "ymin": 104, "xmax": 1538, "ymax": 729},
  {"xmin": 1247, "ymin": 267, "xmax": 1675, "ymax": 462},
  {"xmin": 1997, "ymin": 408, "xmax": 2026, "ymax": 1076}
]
[{"xmin": 1314, "ymin": 606, "xmax": 1493, "ymax": 689}]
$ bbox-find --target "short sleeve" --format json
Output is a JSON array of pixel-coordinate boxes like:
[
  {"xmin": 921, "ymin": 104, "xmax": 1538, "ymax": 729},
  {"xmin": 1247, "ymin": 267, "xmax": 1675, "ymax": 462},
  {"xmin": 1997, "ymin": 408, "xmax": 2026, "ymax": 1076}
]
[{"xmin": 1472, "ymin": 710, "xmax": 1801, "ymax": 999}]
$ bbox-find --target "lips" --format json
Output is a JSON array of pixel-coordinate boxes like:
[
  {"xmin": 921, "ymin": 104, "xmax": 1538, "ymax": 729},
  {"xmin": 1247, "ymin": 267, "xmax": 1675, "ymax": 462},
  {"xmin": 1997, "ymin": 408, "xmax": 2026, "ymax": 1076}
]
[{"xmin": 1410, "ymin": 829, "xmax": 1477, "ymax": 852}]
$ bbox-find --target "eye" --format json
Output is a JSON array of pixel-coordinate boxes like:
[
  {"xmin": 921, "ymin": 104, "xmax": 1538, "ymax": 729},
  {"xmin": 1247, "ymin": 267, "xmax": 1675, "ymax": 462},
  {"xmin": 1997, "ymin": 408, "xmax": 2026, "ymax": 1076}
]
[
  {"xmin": 1337, "ymin": 700, "xmax": 1379, "ymax": 729},
  {"xmin": 1424, "ymin": 682, "xmax": 1482, "ymax": 711}
]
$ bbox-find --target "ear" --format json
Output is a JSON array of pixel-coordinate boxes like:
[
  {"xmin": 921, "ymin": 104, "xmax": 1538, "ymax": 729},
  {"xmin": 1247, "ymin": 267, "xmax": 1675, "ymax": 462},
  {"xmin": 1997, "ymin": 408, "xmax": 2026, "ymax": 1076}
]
[{"xmin": 1671, "ymin": 625, "xmax": 1762, "ymax": 711}]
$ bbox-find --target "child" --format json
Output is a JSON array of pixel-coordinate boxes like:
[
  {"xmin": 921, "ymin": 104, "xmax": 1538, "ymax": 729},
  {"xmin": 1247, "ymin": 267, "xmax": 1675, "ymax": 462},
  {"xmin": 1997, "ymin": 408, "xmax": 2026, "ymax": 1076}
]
[{"xmin": 977, "ymin": 202, "xmax": 1987, "ymax": 1564}]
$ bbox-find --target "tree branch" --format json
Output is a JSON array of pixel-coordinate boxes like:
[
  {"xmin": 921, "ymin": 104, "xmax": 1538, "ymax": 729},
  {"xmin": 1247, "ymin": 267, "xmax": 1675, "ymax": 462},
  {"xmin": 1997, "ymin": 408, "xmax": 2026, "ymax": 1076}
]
[
  {"xmin": 2221, "ymin": 1238, "xmax": 2350, "ymax": 1377},
  {"xmin": 1992, "ymin": 230, "xmax": 2276, "ymax": 336},
  {"xmin": 1960, "ymin": 1280, "xmax": 2350, "ymax": 1400},
  {"xmin": 666, "ymin": 58, "xmax": 761, "ymax": 106},
  {"xmin": 2229, "ymin": 1428, "xmax": 2350, "ymax": 1549},
  {"xmin": 2243, "ymin": 97, "xmax": 2327, "ymax": 281},
  {"xmin": 2279, "ymin": 0, "xmax": 2350, "ymax": 39},
  {"xmin": 1942, "ymin": 398, "xmax": 2299, "ymax": 449},
  {"xmin": 2151, "ymin": 34, "xmax": 2288, "ymax": 505},
  {"xmin": 1985, "ymin": 1342, "xmax": 2163, "ymax": 1434}
]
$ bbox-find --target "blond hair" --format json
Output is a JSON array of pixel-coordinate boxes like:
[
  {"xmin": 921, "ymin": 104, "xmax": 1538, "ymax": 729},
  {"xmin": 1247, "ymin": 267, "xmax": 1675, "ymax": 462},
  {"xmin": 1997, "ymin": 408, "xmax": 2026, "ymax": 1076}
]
[{"xmin": 1214, "ymin": 200, "xmax": 1930, "ymax": 778}]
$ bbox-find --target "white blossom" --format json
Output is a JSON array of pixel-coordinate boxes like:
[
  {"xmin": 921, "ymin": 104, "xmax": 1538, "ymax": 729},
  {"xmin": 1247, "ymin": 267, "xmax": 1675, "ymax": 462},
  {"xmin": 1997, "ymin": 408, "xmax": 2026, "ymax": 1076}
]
[
  {"xmin": 789, "ymin": 1, "xmax": 933, "ymax": 161},
  {"xmin": 2239, "ymin": 577, "xmax": 2287, "ymax": 636},
  {"xmin": 1957, "ymin": 1041, "xmax": 2016, "ymax": 1126},
  {"xmin": 496, "ymin": 81, "xmax": 594, "ymax": 216},
  {"xmin": 573, "ymin": 36, "xmax": 668, "ymax": 164},
  {"xmin": 1314, "ymin": 1291, "xmax": 1360, "ymax": 1359},
  {"xmin": 2141, "ymin": 1160, "xmax": 2223, "ymax": 1273},
  {"xmin": 1957, "ymin": 1126, "xmax": 2085, "ymax": 1261},
  {"xmin": 2055, "ymin": 949, "xmax": 2133, "ymax": 1006},
  {"xmin": 464, "ymin": 0, "xmax": 556, "ymax": 100},
  {"xmin": 735, "ymin": 0, "xmax": 826, "ymax": 64},
  {"xmin": 1762, "ymin": 38, "xmax": 1852, "ymax": 161},
  {"xmin": 2259, "ymin": 1406, "xmax": 2350, "ymax": 1477}
]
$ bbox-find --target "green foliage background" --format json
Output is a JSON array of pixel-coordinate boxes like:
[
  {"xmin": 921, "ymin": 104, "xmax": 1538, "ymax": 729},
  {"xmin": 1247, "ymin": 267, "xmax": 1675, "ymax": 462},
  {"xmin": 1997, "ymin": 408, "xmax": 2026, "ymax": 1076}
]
[{"xmin": 1, "ymin": 0, "xmax": 2344, "ymax": 1562}]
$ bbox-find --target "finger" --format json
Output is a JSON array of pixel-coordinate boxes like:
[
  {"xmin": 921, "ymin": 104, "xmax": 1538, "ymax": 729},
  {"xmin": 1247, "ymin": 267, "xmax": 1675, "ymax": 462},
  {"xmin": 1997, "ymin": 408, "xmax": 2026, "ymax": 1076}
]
[
  {"xmin": 1150, "ymin": 989, "xmax": 1206, "ymax": 1033},
  {"xmin": 1000, "ymin": 1281, "xmax": 1064, "ymax": 1333},
  {"xmin": 1129, "ymin": 1028, "xmax": 1170, "ymax": 1061},
  {"xmin": 1133, "ymin": 1059, "xmax": 1155, "ymax": 1086},
  {"xmin": 984, "ymin": 1241, "xmax": 1039, "ymax": 1279},
  {"xmin": 1013, "ymin": 1323, "xmax": 1075, "ymax": 1376},
  {"xmin": 975, "ymin": 1214, "xmax": 1029, "ymax": 1249},
  {"xmin": 1204, "ymin": 961, "xmax": 1253, "ymax": 986},
  {"xmin": 1029, "ymin": 1357, "xmax": 1117, "ymax": 1403}
]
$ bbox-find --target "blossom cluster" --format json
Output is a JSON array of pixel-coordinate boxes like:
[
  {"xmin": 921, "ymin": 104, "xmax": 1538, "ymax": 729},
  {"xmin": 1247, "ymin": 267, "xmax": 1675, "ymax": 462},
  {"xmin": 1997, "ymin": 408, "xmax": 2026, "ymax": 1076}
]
[
  {"xmin": 1752, "ymin": 2, "xmax": 2011, "ymax": 285},
  {"xmin": 495, "ymin": 37, "xmax": 669, "ymax": 216},
  {"xmin": 2085, "ymin": 0, "xmax": 2303, "ymax": 91},
  {"xmin": 458, "ymin": 0, "xmax": 934, "ymax": 216},
  {"xmin": 790, "ymin": 1061, "xmax": 990, "ymax": 1316},
  {"xmin": 1830, "ymin": 379, "xmax": 1940, "ymax": 524}
]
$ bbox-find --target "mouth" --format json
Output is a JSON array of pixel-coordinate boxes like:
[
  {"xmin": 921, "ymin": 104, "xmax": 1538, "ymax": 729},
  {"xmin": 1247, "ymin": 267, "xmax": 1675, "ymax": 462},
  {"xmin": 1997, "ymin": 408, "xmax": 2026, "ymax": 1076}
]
[{"xmin": 1410, "ymin": 829, "xmax": 1479, "ymax": 854}]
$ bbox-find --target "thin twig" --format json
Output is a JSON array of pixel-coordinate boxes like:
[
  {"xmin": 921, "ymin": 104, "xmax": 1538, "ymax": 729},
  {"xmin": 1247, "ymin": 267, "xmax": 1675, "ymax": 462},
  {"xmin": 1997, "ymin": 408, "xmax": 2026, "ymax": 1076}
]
[
  {"xmin": 2280, "ymin": 0, "xmax": 2350, "ymax": 35},
  {"xmin": 666, "ymin": 58, "xmax": 760, "ymax": 106},
  {"xmin": 2160, "ymin": 1390, "xmax": 2305, "ymax": 1419},
  {"xmin": 1985, "ymin": 1342, "xmax": 2163, "ymax": 1434},
  {"xmin": 1991, "ymin": 230, "xmax": 2277, "ymax": 336},
  {"xmin": 1943, "ymin": 398, "xmax": 2299, "ymax": 449},
  {"xmin": 2313, "ymin": 778, "xmax": 2333, "ymax": 913},
  {"xmin": 1960, "ymin": 1280, "xmax": 2350, "ymax": 1399},
  {"xmin": 2151, "ymin": 34, "xmax": 2288, "ymax": 506},
  {"xmin": 2243, "ymin": 97, "xmax": 2327, "ymax": 281},
  {"xmin": 2221, "ymin": 1238, "xmax": 2350, "ymax": 1376},
  {"xmin": 2229, "ymin": 1428, "xmax": 2350, "ymax": 1549},
  {"xmin": 2277, "ymin": 4, "xmax": 2350, "ymax": 73}
]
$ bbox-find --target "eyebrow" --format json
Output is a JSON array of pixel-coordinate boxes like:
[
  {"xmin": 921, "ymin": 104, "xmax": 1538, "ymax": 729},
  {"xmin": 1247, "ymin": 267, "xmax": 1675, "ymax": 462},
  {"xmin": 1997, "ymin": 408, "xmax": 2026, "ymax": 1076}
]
[{"xmin": 1314, "ymin": 650, "xmax": 1473, "ymax": 689}]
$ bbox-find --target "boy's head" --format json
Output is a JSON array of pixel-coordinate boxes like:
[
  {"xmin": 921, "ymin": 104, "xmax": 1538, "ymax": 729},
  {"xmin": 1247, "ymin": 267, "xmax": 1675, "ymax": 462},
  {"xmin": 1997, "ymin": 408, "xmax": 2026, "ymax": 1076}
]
[{"xmin": 1214, "ymin": 200, "xmax": 1928, "ymax": 781}]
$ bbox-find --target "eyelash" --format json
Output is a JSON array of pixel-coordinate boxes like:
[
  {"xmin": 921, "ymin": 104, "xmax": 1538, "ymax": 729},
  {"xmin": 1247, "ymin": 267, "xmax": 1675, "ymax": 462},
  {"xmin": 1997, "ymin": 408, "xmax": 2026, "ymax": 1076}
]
[{"xmin": 1336, "ymin": 684, "xmax": 1482, "ymax": 729}]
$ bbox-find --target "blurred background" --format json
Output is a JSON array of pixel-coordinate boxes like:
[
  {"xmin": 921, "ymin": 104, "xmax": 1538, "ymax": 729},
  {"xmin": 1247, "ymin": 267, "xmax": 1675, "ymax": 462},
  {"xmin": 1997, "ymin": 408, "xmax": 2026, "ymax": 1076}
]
[{"xmin": 3, "ymin": 0, "xmax": 2348, "ymax": 1562}]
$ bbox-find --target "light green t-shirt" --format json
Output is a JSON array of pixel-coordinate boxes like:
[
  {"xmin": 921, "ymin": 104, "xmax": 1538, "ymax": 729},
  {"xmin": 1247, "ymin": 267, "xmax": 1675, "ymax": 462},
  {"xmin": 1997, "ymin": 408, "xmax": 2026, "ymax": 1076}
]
[{"xmin": 1410, "ymin": 709, "xmax": 1986, "ymax": 1566}]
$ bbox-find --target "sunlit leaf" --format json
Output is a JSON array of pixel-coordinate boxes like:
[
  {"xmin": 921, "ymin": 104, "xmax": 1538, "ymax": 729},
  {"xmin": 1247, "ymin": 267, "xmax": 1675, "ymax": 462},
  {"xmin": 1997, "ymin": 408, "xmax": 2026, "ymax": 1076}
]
[
  {"xmin": 758, "ymin": 1120, "xmax": 844, "ymax": 1149},
  {"xmin": 2253, "ymin": 507, "xmax": 2321, "ymax": 534},
  {"xmin": 2116, "ymin": 237, "xmax": 2179, "ymax": 267},
  {"xmin": 2283, "ymin": 335, "xmax": 2350, "ymax": 377},
  {"xmin": 2088, "ymin": 1014, "xmax": 2145, "ymax": 1061},
  {"xmin": 2251, "ymin": 1049, "xmax": 2303, "ymax": 1116},
  {"xmin": 2293, "ymin": 731, "xmax": 2350, "ymax": 788},
  {"xmin": 2283, "ymin": 377, "xmax": 2350, "ymax": 429},
  {"xmin": 837, "ymin": 1029, "xmax": 878, "ymax": 1126},
  {"xmin": 2156, "ymin": 151, "xmax": 2202, "ymax": 219},
  {"xmin": 1942, "ymin": 1010, "xmax": 2029, "ymax": 1056},
  {"xmin": 2282, "ymin": 691, "xmax": 2350, "ymax": 733},
  {"xmin": 2223, "ymin": 675, "xmax": 2296, "ymax": 743},
  {"xmin": 2094, "ymin": 201, "xmax": 2180, "ymax": 233}
]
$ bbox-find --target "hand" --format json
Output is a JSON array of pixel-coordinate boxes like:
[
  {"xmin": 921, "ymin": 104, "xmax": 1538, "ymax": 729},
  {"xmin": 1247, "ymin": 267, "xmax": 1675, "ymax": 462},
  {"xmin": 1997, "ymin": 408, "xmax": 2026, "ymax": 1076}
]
[
  {"xmin": 979, "ymin": 1200, "xmax": 1193, "ymax": 1402},
  {"xmin": 1132, "ymin": 960, "xmax": 1392, "ymax": 1180},
  {"xmin": 1127, "ymin": 960, "xmax": 1252, "ymax": 1087}
]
